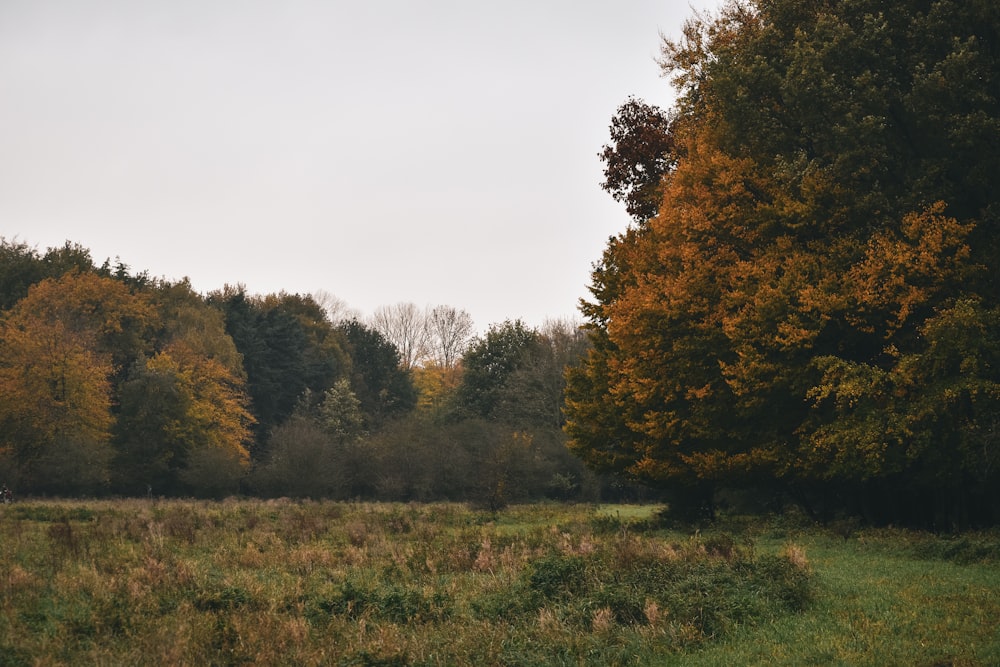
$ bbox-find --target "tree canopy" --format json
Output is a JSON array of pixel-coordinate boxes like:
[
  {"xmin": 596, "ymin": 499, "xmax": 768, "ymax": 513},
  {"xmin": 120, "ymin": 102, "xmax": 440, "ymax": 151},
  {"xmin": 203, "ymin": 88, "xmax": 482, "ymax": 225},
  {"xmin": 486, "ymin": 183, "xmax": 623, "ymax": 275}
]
[
  {"xmin": 0, "ymin": 239, "xmax": 594, "ymax": 503},
  {"xmin": 599, "ymin": 97, "xmax": 675, "ymax": 222},
  {"xmin": 207, "ymin": 286, "xmax": 347, "ymax": 451},
  {"xmin": 0, "ymin": 271, "xmax": 154, "ymax": 493},
  {"xmin": 566, "ymin": 0, "xmax": 1000, "ymax": 526}
]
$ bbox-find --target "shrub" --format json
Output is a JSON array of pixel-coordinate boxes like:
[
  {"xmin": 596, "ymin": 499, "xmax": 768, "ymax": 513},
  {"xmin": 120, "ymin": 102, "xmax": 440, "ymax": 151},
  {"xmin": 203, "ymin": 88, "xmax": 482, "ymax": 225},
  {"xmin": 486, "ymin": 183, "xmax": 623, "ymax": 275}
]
[
  {"xmin": 307, "ymin": 579, "xmax": 453, "ymax": 625},
  {"xmin": 528, "ymin": 554, "xmax": 588, "ymax": 599},
  {"xmin": 472, "ymin": 530, "xmax": 815, "ymax": 645}
]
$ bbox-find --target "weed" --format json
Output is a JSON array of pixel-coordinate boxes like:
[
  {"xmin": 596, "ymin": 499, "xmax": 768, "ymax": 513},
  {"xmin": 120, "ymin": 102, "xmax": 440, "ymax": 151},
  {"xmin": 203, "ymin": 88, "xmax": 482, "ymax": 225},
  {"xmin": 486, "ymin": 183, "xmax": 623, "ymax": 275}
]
[
  {"xmin": 780, "ymin": 542, "xmax": 810, "ymax": 570},
  {"xmin": 159, "ymin": 505, "xmax": 202, "ymax": 543},
  {"xmin": 528, "ymin": 553, "xmax": 588, "ymax": 599},
  {"xmin": 195, "ymin": 585, "xmax": 254, "ymax": 612},
  {"xmin": 46, "ymin": 518, "xmax": 78, "ymax": 557},
  {"xmin": 906, "ymin": 531, "xmax": 1000, "ymax": 565},
  {"xmin": 590, "ymin": 606, "xmax": 614, "ymax": 634},
  {"xmin": 10, "ymin": 504, "xmax": 95, "ymax": 522},
  {"xmin": 0, "ymin": 646, "xmax": 33, "ymax": 667},
  {"xmin": 336, "ymin": 650, "xmax": 409, "ymax": 667}
]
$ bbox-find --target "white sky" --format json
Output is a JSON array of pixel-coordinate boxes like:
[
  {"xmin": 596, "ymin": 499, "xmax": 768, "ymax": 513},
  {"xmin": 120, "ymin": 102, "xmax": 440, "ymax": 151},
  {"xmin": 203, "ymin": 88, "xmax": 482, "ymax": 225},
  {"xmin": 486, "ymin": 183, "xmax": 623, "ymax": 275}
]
[{"xmin": 0, "ymin": 0, "xmax": 717, "ymax": 332}]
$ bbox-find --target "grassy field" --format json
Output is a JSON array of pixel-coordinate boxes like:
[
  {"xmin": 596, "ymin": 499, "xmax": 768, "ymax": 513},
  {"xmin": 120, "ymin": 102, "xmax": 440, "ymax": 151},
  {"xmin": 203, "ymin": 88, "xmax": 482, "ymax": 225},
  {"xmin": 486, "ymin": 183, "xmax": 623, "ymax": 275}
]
[{"xmin": 0, "ymin": 499, "xmax": 997, "ymax": 666}]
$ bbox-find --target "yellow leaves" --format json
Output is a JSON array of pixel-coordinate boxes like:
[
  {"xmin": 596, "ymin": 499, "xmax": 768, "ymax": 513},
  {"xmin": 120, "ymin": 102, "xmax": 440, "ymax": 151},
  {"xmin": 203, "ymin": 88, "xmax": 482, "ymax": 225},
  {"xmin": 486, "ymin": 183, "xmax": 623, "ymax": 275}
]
[
  {"xmin": 804, "ymin": 420, "xmax": 894, "ymax": 480},
  {"xmin": 0, "ymin": 279, "xmax": 121, "ymax": 428},
  {"xmin": 800, "ymin": 355, "xmax": 906, "ymax": 478},
  {"xmin": 0, "ymin": 269, "xmax": 254, "ymax": 485},
  {"xmin": 808, "ymin": 356, "xmax": 890, "ymax": 411},
  {"xmin": 685, "ymin": 384, "xmax": 713, "ymax": 400},
  {"xmin": 161, "ymin": 301, "xmax": 245, "ymax": 379},
  {"xmin": 127, "ymin": 289, "xmax": 255, "ymax": 469},
  {"xmin": 413, "ymin": 363, "xmax": 462, "ymax": 414},
  {"xmin": 16, "ymin": 271, "xmax": 155, "ymax": 351},
  {"xmin": 147, "ymin": 347, "xmax": 253, "ymax": 466},
  {"xmin": 629, "ymin": 456, "xmax": 682, "ymax": 482}
]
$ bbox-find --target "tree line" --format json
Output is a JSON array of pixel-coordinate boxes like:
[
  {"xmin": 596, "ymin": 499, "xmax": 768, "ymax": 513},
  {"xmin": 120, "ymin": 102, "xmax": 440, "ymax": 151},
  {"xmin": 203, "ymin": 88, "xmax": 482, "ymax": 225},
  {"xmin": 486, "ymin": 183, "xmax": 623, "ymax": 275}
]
[
  {"xmin": 6, "ymin": 0, "xmax": 997, "ymax": 528},
  {"xmin": 0, "ymin": 239, "xmax": 602, "ymax": 506},
  {"xmin": 566, "ymin": 0, "xmax": 1000, "ymax": 527}
]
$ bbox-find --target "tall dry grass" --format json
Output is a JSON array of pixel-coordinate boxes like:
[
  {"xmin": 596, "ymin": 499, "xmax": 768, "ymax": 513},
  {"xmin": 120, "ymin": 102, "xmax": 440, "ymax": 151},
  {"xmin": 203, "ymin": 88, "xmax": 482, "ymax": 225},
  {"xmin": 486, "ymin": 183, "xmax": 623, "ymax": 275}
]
[{"xmin": 1, "ymin": 498, "xmax": 813, "ymax": 665}]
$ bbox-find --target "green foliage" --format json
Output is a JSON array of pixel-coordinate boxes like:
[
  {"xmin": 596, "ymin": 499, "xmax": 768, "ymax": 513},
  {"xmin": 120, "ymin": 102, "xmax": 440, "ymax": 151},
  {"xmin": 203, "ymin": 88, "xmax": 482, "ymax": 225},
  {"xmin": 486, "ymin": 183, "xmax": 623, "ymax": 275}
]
[
  {"xmin": 452, "ymin": 319, "xmax": 540, "ymax": 421},
  {"xmin": 252, "ymin": 410, "xmax": 597, "ymax": 504},
  {"xmin": 0, "ymin": 239, "xmax": 101, "ymax": 312},
  {"xmin": 113, "ymin": 357, "xmax": 193, "ymax": 494},
  {"xmin": 308, "ymin": 579, "xmax": 453, "ymax": 624},
  {"xmin": 474, "ymin": 536, "xmax": 813, "ymax": 641},
  {"xmin": 527, "ymin": 553, "xmax": 588, "ymax": 599},
  {"xmin": 338, "ymin": 319, "xmax": 417, "ymax": 429},
  {"xmin": 209, "ymin": 286, "xmax": 348, "ymax": 450},
  {"xmin": 0, "ymin": 234, "xmax": 595, "ymax": 503},
  {"xmin": 452, "ymin": 318, "xmax": 588, "ymax": 431},
  {"xmin": 249, "ymin": 417, "xmax": 344, "ymax": 498},
  {"xmin": 0, "ymin": 238, "xmax": 50, "ymax": 310},
  {"xmin": 179, "ymin": 445, "xmax": 247, "ymax": 499},
  {"xmin": 113, "ymin": 282, "xmax": 253, "ymax": 497}
]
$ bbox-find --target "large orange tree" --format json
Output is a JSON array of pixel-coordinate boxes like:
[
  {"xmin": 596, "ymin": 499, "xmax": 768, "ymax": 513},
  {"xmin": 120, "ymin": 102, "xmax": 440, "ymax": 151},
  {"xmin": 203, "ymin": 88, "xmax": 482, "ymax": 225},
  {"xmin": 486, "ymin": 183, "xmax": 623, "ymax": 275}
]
[
  {"xmin": 566, "ymin": 0, "xmax": 1000, "ymax": 525},
  {"xmin": 0, "ymin": 272, "xmax": 154, "ymax": 493}
]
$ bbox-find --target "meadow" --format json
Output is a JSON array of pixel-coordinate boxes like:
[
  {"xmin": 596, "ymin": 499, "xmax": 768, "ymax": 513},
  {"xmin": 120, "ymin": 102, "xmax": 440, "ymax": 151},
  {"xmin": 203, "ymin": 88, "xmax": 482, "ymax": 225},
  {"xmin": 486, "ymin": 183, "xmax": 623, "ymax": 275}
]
[{"xmin": 0, "ymin": 499, "xmax": 997, "ymax": 666}]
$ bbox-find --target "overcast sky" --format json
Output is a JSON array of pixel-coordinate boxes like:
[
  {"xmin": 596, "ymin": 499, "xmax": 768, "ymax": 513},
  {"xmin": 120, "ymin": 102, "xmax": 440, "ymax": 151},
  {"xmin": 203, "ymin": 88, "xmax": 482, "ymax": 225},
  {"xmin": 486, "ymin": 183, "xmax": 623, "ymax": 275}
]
[{"xmin": 1, "ymin": 0, "xmax": 717, "ymax": 331}]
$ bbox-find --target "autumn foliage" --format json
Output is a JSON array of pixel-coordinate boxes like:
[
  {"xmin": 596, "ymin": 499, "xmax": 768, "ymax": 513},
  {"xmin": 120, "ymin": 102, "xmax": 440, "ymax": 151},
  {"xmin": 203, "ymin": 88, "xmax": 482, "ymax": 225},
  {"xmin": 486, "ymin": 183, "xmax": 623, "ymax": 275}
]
[
  {"xmin": 566, "ymin": 0, "xmax": 1000, "ymax": 526},
  {"xmin": 0, "ymin": 242, "xmax": 595, "ymax": 502}
]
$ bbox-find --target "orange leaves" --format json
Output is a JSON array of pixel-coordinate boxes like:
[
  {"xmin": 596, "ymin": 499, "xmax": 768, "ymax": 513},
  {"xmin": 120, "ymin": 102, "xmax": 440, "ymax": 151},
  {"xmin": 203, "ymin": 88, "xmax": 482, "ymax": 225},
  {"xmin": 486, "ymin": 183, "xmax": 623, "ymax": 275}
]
[
  {"xmin": 568, "ymin": 0, "xmax": 1000, "ymax": 524},
  {"xmin": 0, "ymin": 273, "xmax": 137, "ymax": 488},
  {"xmin": 0, "ymin": 273, "xmax": 145, "ymax": 427},
  {"xmin": 846, "ymin": 202, "xmax": 975, "ymax": 335},
  {"xmin": 578, "ymin": 123, "xmax": 964, "ymax": 489},
  {"xmin": 576, "ymin": 140, "xmax": 782, "ymax": 485},
  {"xmin": 658, "ymin": 137, "xmax": 769, "ymax": 245},
  {"xmin": 721, "ymin": 238, "xmax": 825, "ymax": 354},
  {"xmin": 0, "ymin": 271, "xmax": 255, "ymax": 491}
]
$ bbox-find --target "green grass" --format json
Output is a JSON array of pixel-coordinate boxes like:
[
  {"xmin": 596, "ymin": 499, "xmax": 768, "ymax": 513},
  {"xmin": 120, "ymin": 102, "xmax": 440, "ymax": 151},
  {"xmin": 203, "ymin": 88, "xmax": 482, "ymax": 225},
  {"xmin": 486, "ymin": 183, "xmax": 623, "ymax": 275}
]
[
  {"xmin": 671, "ymin": 526, "xmax": 1000, "ymax": 666},
  {"xmin": 0, "ymin": 499, "xmax": 997, "ymax": 665}
]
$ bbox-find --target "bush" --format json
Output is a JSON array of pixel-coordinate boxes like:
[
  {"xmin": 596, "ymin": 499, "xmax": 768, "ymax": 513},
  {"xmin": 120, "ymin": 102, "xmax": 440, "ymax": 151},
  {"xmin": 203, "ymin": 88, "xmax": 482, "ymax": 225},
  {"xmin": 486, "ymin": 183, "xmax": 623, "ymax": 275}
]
[
  {"xmin": 472, "ymin": 531, "xmax": 814, "ymax": 645},
  {"xmin": 528, "ymin": 554, "xmax": 589, "ymax": 599},
  {"xmin": 306, "ymin": 579, "xmax": 453, "ymax": 624}
]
